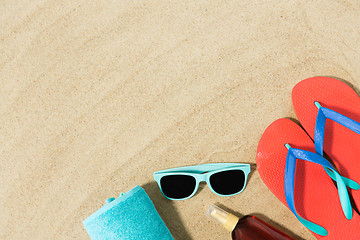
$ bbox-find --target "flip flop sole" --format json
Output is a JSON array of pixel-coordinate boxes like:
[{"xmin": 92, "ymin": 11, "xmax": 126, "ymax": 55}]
[
  {"xmin": 292, "ymin": 77, "xmax": 360, "ymax": 208},
  {"xmin": 256, "ymin": 118, "xmax": 360, "ymax": 239}
]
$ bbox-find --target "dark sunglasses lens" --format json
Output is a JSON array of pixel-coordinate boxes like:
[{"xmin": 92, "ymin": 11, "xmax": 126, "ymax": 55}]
[
  {"xmin": 160, "ymin": 175, "xmax": 196, "ymax": 199},
  {"xmin": 209, "ymin": 170, "xmax": 245, "ymax": 195}
]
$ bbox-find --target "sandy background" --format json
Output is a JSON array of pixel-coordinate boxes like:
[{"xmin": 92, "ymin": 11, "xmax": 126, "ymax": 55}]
[{"xmin": 1, "ymin": 0, "xmax": 360, "ymax": 239}]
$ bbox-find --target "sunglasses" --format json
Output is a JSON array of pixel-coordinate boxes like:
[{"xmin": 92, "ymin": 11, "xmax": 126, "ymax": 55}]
[{"xmin": 154, "ymin": 163, "xmax": 251, "ymax": 200}]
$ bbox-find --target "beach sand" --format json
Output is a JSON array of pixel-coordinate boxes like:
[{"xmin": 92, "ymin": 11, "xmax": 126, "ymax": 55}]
[{"xmin": 1, "ymin": 1, "xmax": 360, "ymax": 239}]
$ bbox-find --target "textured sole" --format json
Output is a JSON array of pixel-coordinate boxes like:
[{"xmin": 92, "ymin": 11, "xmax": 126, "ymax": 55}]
[
  {"xmin": 292, "ymin": 77, "xmax": 360, "ymax": 208},
  {"xmin": 256, "ymin": 118, "xmax": 360, "ymax": 239}
]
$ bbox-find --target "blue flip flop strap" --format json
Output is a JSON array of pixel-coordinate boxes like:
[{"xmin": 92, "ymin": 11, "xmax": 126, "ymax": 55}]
[
  {"xmin": 314, "ymin": 105, "xmax": 360, "ymax": 155},
  {"xmin": 285, "ymin": 147, "xmax": 353, "ymax": 236},
  {"xmin": 314, "ymin": 105, "xmax": 360, "ymax": 190}
]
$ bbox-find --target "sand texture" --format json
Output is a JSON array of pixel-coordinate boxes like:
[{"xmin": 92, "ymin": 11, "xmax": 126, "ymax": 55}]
[{"xmin": 1, "ymin": 1, "xmax": 360, "ymax": 239}]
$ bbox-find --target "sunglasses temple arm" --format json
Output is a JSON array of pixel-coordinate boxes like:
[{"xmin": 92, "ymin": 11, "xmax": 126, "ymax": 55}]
[{"xmin": 154, "ymin": 163, "xmax": 251, "ymax": 174}]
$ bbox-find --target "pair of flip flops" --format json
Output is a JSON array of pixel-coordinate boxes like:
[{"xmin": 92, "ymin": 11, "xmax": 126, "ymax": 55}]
[{"xmin": 257, "ymin": 77, "xmax": 360, "ymax": 239}]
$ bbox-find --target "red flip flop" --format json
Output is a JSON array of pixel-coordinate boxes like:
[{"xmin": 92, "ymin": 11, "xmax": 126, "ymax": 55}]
[
  {"xmin": 292, "ymin": 77, "xmax": 360, "ymax": 208},
  {"xmin": 256, "ymin": 118, "xmax": 360, "ymax": 239}
]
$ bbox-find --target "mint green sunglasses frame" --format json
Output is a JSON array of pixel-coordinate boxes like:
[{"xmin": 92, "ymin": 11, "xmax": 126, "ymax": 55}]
[{"xmin": 154, "ymin": 163, "xmax": 251, "ymax": 200}]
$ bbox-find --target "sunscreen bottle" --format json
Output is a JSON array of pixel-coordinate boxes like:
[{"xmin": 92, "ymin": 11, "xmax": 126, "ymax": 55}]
[{"xmin": 206, "ymin": 204, "xmax": 294, "ymax": 240}]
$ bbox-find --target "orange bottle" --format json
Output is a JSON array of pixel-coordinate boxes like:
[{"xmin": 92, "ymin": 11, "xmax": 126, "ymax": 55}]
[{"xmin": 206, "ymin": 204, "xmax": 295, "ymax": 240}]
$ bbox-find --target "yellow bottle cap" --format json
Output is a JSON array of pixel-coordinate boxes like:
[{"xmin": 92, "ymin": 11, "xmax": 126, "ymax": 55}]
[{"xmin": 206, "ymin": 204, "xmax": 240, "ymax": 232}]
